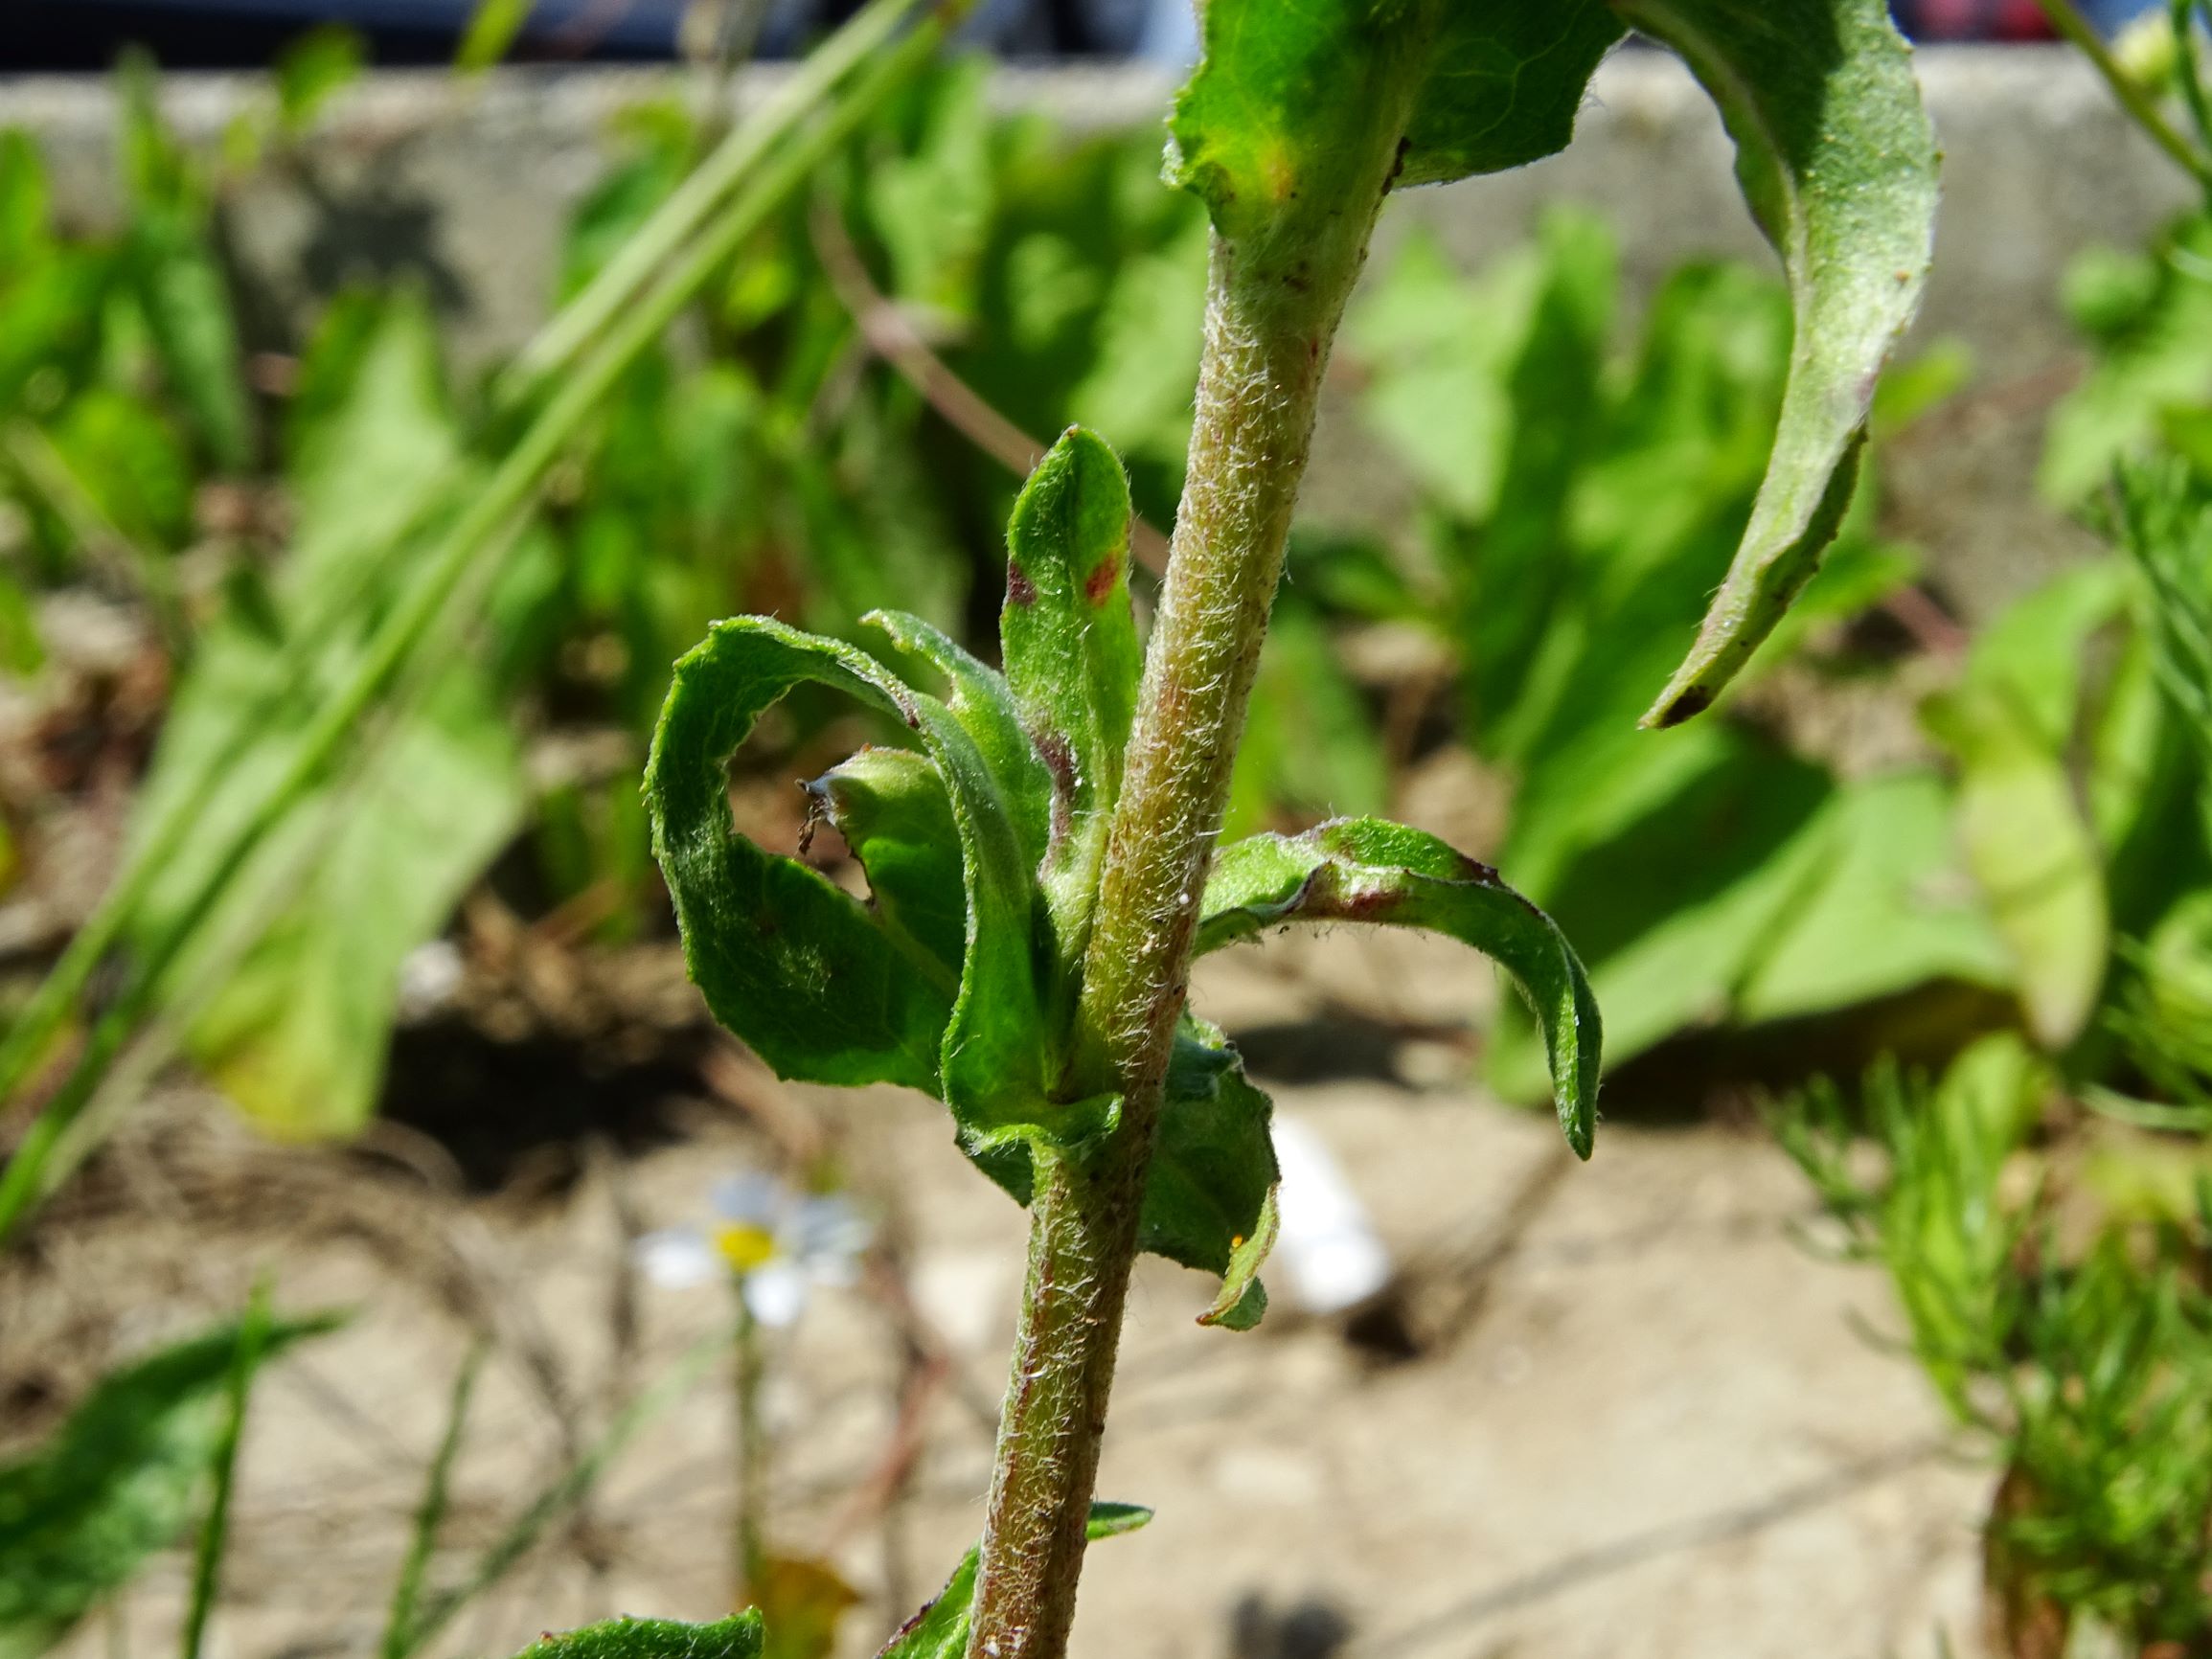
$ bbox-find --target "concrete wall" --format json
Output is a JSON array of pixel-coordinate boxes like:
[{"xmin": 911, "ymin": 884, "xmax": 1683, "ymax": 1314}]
[{"xmin": 0, "ymin": 48, "xmax": 2194, "ymax": 615}]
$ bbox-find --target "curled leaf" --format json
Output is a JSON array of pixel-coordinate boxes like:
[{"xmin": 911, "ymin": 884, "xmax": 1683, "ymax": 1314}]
[
  {"xmin": 864, "ymin": 609, "xmax": 1058, "ymax": 1135},
  {"xmin": 1624, "ymin": 0, "xmax": 1940, "ymax": 726},
  {"xmin": 645, "ymin": 618, "xmax": 955, "ymax": 1093},
  {"xmin": 1199, "ymin": 817, "xmax": 1602, "ymax": 1159},
  {"xmin": 804, "ymin": 745, "xmax": 967, "ymax": 982}
]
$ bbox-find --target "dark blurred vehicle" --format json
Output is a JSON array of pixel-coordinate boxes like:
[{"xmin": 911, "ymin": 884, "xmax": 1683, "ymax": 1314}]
[
  {"xmin": 1891, "ymin": 0, "xmax": 2160, "ymax": 35},
  {"xmin": 0, "ymin": 0, "xmax": 2168, "ymax": 75},
  {"xmin": 3, "ymin": 0, "xmax": 1175, "ymax": 69}
]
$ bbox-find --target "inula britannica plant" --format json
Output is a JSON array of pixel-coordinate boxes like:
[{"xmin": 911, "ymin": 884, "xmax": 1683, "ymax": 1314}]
[{"xmin": 641, "ymin": 4, "xmax": 1941, "ymax": 1656}]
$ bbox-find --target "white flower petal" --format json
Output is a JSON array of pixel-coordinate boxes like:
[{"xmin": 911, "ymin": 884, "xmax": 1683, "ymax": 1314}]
[
  {"xmin": 711, "ymin": 1170, "xmax": 785, "ymax": 1227},
  {"xmin": 787, "ymin": 1195, "xmax": 872, "ymax": 1266},
  {"xmin": 1269, "ymin": 1115, "xmax": 1393, "ymax": 1315},
  {"xmin": 634, "ymin": 1229, "xmax": 721, "ymax": 1291},
  {"xmin": 743, "ymin": 1261, "xmax": 810, "ymax": 1328}
]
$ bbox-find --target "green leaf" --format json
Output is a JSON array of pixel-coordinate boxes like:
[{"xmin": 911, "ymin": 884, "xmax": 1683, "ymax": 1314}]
[
  {"xmin": 0, "ymin": 1313, "xmax": 338, "ymax": 1659},
  {"xmin": 1197, "ymin": 817, "xmax": 1603, "ymax": 1159},
  {"xmin": 172, "ymin": 668, "xmax": 526, "ymax": 1138},
  {"xmin": 1625, "ymin": 0, "xmax": 1940, "ymax": 726},
  {"xmin": 861, "ymin": 611, "xmax": 1059, "ymax": 1138},
  {"xmin": 878, "ymin": 1505, "xmax": 1151, "ymax": 1659},
  {"xmin": 999, "ymin": 428, "xmax": 1141, "ymax": 959},
  {"xmin": 646, "ymin": 618, "xmax": 958, "ymax": 1094},
  {"xmin": 116, "ymin": 64, "xmax": 250, "ymax": 473},
  {"xmin": 1168, "ymin": 1, "xmax": 1622, "ymax": 241},
  {"xmin": 967, "ymin": 1017, "xmax": 1281, "ymax": 1322},
  {"xmin": 1490, "ymin": 723, "xmax": 1831, "ymax": 1091},
  {"xmin": 1403, "ymin": 5, "xmax": 1628, "ymax": 189},
  {"xmin": 1734, "ymin": 769, "xmax": 2014, "ymax": 1024},
  {"xmin": 457, "ymin": 0, "xmax": 535, "ymax": 72},
  {"xmin": 1926, "ymin": 681, "xmax": 2110, "ymax": 1050},
  {"xmin": 274, "ymin": 26, "xmax": 365, "ymax": 133},
  {"xmin": 1153, "ymin": 1019, "xmax": 1278, "ymax": 1327},
  {"xmin": 804, "ymin": 745, "xmax": 968, "ymax": 983},
  {"xmin": 508, "ymin": 1615, "xmax": 764, "ymax": 1659}
]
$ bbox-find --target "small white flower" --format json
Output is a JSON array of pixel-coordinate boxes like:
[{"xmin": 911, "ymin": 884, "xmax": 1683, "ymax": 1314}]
[{"xmin": 634, "ymin": 1170, "xmax": 873, "ymax": 1328}]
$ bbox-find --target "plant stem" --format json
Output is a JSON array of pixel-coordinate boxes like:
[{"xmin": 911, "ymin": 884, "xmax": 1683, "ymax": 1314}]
[
  {"xmin": 733, "ymin": 1289, "xmax": 767, "ymax": 1603},
  {"xmin": 2036, "ymin": 0, "xmax": 2212, "ymax": 192},
  {"xmin": 962, "ymin": 38, "xmax": 1432, "ymax": 1659}
]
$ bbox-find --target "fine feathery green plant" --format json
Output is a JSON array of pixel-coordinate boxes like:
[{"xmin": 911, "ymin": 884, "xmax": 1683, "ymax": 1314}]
[
  {"xmin": 642, "ymin": 5, "xmax": 1939, "ymax": 1658},
  {"xmin": 1777, "ymin": 1045, "xmax": 2212, "ymax": 1651}
]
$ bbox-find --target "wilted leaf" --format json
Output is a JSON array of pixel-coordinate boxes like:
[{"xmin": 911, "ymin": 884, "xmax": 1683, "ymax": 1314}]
[
  {"xmin": 1626, "ymin": 0, "xmax": 1939, "ymax": 726},
  {"xmin": 0, "ymin": 1314, "xmax": 337, "ymax": 1659},
  {"xmin": 1198, "ymin": 817, "xmax": 1602, "ymax": 1158}
]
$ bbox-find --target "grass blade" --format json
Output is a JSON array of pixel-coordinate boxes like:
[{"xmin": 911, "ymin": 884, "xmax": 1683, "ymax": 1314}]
[
  {"xmin": 394, "ymin": 1335, "xmax": 721, "ymax": 1659},
  {"xmin": 381, "ymin": 1341, "xmax": 489, "ymax": 1659},
  {"xmin": 180, "ymin": 1283, "xmax": 275, "ymax": 1659}
]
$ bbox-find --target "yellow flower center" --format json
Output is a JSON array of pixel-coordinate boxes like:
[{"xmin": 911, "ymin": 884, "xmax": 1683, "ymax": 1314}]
[{"xmin": 716, "ymin": 1222, "xmax": 779, "ymax": 1275}]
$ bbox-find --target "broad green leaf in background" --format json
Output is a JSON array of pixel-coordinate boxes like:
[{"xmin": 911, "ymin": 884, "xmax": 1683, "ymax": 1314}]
[
  {"xmin": 865, "ymin": 57, "xmax": 995, "ymax": 317},
  {"xmin": 122, "ymin": 296, "xmax": 520, "ymax": 1139},
  {"xmin": 0, "ymin": 1313, "xmax": 338, "ymax": 1659},
  {"xmin": 2043, "ymin": 216, "xmax": 2212, "ymax": 505},
  {"xmin": 274, "ymin": 26, "xmax": 365, "ymax": 133},
  {"xmin": 1198, "ymin": 817, "xmax": 1602, "ymax": 1158},
  {"xmin": 1619, "ymin": 0, "xmax": 1940, "ymax": 726},
  {"xmin": 1492, "ymin": 723, "xmax": 1832, "ymax": 1095},
  {"xmin": 1927, "ymin": 684, "xmax": 2110, "ymax": 1051},
  {"xmin": 878, "ymin": 1505, "xmax": 1151, "ymax": 1659},
  {"xmin": 178, "ymin": 670, "xmax": 526, "ymax": 1138},
  {"xmin": 457, "ymin": 0, "xmax": 535, "ymax": 72},
  {"xmin": 1734, "ymin": 770, "xmax": 2015, "ymax": 1024},
  {"xmin": 1220, "ymin": 599, "xmax": 1386, "ymax": 842},
  {"xmin": 117, "ymin": 57, "xmax": 252, "ymax": 472}
]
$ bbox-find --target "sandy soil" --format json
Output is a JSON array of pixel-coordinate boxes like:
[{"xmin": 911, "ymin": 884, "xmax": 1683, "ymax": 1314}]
[{"xmin": 6, "ymin": 937, "xmax": 1995, "ymax": 1659}]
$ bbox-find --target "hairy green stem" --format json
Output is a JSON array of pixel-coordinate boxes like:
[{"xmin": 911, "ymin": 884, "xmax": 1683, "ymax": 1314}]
[{"xmin": 962, "ymin": 40, "xmax": 1432, "ymax": 1659}]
